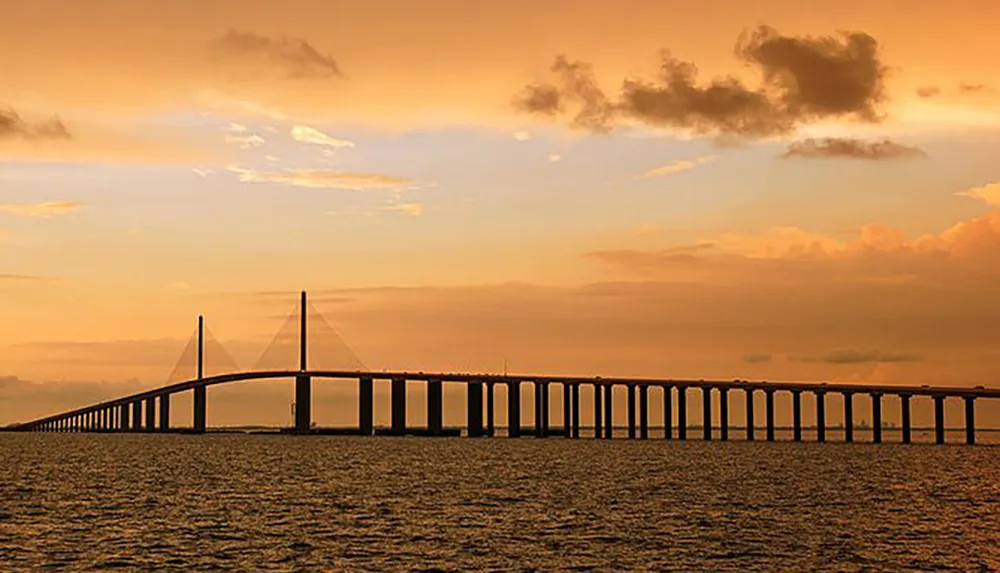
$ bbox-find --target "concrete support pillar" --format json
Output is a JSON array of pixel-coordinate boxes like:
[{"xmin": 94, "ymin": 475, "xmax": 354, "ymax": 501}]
[
  {"xmin": 639, "ymin": 385, "xmax": 649, "ymax": 439},
  {"xmin": 486, "ymin": 382, "xmax": 495, "ymax": 437},
  {"xmin": 193, "ymin": 386, "xmax": 206, "ymax": 434},
  {"xmin": 900, "ymin": 394, "xmax": 911, "ymax": 444},
  {"xmin": 843, "ymin": 392, "xmax": 854, "ymax": 443},
  {"xmin": 702, "ymin": 386, "xmax": 712, "ymax": 441},
  {"xmin": 765, "ymin": 389, "xmax": 775, "ymax": 442},
  {"xmin": 745, "ymin": 388, "xmax": 755, "ymax": 441},
  {"xmin": 540, "ymin": 382, "xmax": 550, "ymax": 438},
  {"xmin": 663, "ymin": 386, "xmax": 672, "ymax": 439},
  {"xmin": 604, "ymin": 384, "xmax": 613, "ymax": 439},
  {"xmin": 563, "ymin": 382, "xmax": 572, "ymax": 438},
  {"xmin": 792, "ymin": 390, "xmax": 802, "ymax": 442},
  {"xmin": 508, "ymin": 380, "xmax": 521, "ymax": 438},
  {"xmin": 158, "ymin": 395, "xmax": 170, "ymax": 432},
  {"xmin": 100, "ymin": 409, "xmax": 107, "ymax": 431},
  {"xmin": 359, "ymin": 377, "xmax": 373, "ymax": 436},
  {"xmin": 145, "ymin": 398, "xmax": 155, "ymax": 432},
  {"xmin": 391, "ymin": 379, "xmax": 406, "ymax": 435},
  {"xmin": 871, "ymin": 393, "xmax": 882, "ymax": 444},
  {"xmin": 934, "ymin": 395, "xmax": 945, "ymax": 445},
  {"xmin": 571, "ymin": 384, "xmax": 580, "ymax": 438},
  {"xmin": 719, "ymin": 389, "xmax": 729, "ymax": 441},
  {"xmin": 132, "ymin": 401, "xmax": 142, "ymax": 432},
  {"xmin": 467, "ymin": 381, "xmax": 484, "ymax": 438},
  {"xmin": 964, "ymin": 396, "xmax": 975, "ymax": 446},
  {"xmin": 294, "ymin": 374, "xmax": 312, "ymax": 434},
  {"xmin": 533, "ymin": 381, "xmax": 542, "ymax": 437},
  {"xmin": 677, "ymin": 386, "xmax": 687, "ymax": 440},
  {"xmin": 627, "ymin": 384, "xmax": 636, "ymax": 439},
  {"xmin": 427, "ymin": 379, "xmax": 443, "ymax": 436},
  {"xmin": 816, "ymin": 391, "xmax": 826, "ymax": 443},
  {"xmin": 593, "ymin": 383, "xmax": 602, "ymax": 439}
]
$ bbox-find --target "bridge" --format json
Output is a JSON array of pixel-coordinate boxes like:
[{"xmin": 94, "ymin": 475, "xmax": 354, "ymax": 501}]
[{"xmin": 9, "ymin": 292, "xmax": 999, "ymax": 444}]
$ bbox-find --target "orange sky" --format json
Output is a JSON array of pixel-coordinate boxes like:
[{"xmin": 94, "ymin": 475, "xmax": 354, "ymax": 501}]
[{"xmin": 1, "ymin": 0, "xmax": 999, "ymax": 426}]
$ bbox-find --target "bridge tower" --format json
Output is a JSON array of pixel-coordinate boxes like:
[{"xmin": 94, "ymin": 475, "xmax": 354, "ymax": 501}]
[
  {"xmin": 294, "ymin": 290, "xmax": 312, "ymax": 434},
  {"xmin": 193, "ymin": 315, "xmax": 207, "ymax": 433}
]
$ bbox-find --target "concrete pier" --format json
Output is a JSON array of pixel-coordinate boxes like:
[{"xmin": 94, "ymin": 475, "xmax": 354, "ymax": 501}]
[
  {"xmin": 158, "ymin": 395, "xmax": 170, "ymax": 432},
  {"xmin": 593, "ymin": 383, "xmax": 602, "ymax": 439},
  {"xmin": 486, "ymin": 382, "xmax": 495, "ymax": 437},
  {"xmin": 604, "ymin": 384, "xmax": 613, "ymax": 439},
  {"xmin": 639, "ymin": 385, "xmax": 649, "ymax": 439},
  {"xmin": 427, "ymin": 379, "xmax": 443, "ymax": 436},
  {"xmin": 791, "ymin": 390, "xmax": 802, "ymax": 442},
  {"xmin": 294, "ymin": 374, "xmax": 311, "ymax": 434},
  {"xmin": 843, "ymin": 392, "xmax": 854, "ymax": 443},
  {"xmin": 359, "ymin": 377, "xmax": 374, "ymax": 436},
  {"xmin": 193, "ymin": 386, "xmax": 206, "ymax": 433},
  {"xmin": 533, "ymin": 382, "xmax": 542, "ymax": 438},
  {"xmin": 745, "ymin": 388, "xmax": 754, "ymax": 441},
  {"xmin": 391, "ymin": 378, "xmax": 406, "ymax": 435},
  {"xmin": 540, "ymin": 382, "xmax": 550, "ymax": 438},
  {"xmin": 765, "ymin": 389, "xmax": 775, "ymax": 442},
  {"xmin": 144, "ymin": 398, "xmax": 155, "ymax": 432},
  {"xmin": 467, "ymin": 381, "xmax": 483, "ymax": 438},
  {"xmin": 562, "ymin": 383, "xmax": 572, "ymax": 438},
  {"xmin": 964, "ymin": 396, "xmax": 975, "ymax": 445},
  {"xmin": 663, "ymin": 386, "xmax": 672, "ymax": 439},
  {"xmin": 816, "ymin": 391, "xmax": 826, "ymax": 443},
  {"xmin": 508, "ymin": 380, "xmax": 521, "ymax": 438},
  {"xmin": 934, "ymin": 395, "xmax": 945, "ymax": 445},
  {"xmin": 677, "ymin": 386, "xmax": 687, "ymax": 440},
  {"xmin": 871, "ymin": 393, "xmax": 882, "ymax": 444},
  {"xmin": 132, "ymin": 401, "xmax": 142, "ymax": 432},
  {"xmin": 119, "ymin": 403, "xmax": 128, "ymax": 431},
  {"xmin": 702, "ymin": 386, "xmax": 712, "ymax": 441},
  {"xmin": 627, "ymin": 384, "xmax": 636, "ymax": 439},
  {"xmin": 719, "ymin": 388, "xmax": 729, "ymax": 441},
  {"xmin": 901, "ymin": 394, "xmax": 911, "ymax": 444},
  {"xmin": 571, "ymin": 384, "xmax": 580, "ymax": 438}
]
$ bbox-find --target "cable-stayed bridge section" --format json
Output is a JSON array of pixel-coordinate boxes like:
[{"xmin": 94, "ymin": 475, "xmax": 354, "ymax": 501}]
[{"xmin": 10, "ymin": 293, "xmax": 1000, "ymax": 445}]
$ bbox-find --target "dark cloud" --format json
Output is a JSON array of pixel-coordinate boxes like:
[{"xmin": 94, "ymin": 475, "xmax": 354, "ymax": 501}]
[
  {"xmin": 743, "ymin": 353, "xmax": 772, "ymax": 364},
  {"xmin": 958, "ymin": 83, "xmax": 990, "ymax": 94},
  {"xmin": 213, "ymin": 29, "xmax": 344, "ymax": 79},
  {"xmin": 513, "ymin": 56, "xmax": 614, "ymax": 132},
  {"xmin": 0, "ymin": 108, "xmax": 71, "ymax": 140},
  {"xmin": 782, "ymin": 138, "xmax": 927, "ymax": 160},
  {"xmin": 794, "ymin": 348, "xmax": 921, "ymax": 364},
  {"xmin": 916, "ymin": 86, "xmax": 942, "ymax": 99},
  {"xmin": 515, "ymin": 26, "xmax": 889, "ymax": 139}
]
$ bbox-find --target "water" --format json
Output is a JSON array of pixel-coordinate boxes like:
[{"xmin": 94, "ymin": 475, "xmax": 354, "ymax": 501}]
[{"xmin": 2, "ymin": 434, "xmax": 998, "ymax": 572}]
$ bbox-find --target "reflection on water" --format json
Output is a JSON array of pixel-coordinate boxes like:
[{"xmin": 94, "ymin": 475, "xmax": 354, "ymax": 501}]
[{"xmin": 2, "ymin": 434, "xmax": 998, "ymax": 572}]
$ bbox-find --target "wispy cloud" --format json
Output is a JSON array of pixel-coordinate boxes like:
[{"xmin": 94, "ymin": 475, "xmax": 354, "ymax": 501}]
[
  {"xmin": 0, "ymin": 108, "xmax": 71, "ymax": 141},
  {"xmin": 636, "ymin": 155, "xmax": 715, "ymax": 179},
  {"xmin": 229, "ymin": 166, "xmax": 413, "ymax": 190},
  {"xmin": 290, "ymin": 125, "xmax": 355, "ymax": 148},
  {"xmin": 782, "ymin": 138, "xmax": 927, "ymax": 160},
  {"xmin": 384, "ymin": 203, "xmax": 424, "ymax": 216},
  {"xmin": 223, "ymin": 122, "xmax": 265, "ymax": 150},
  {"xmin": 513, "ymin": 131, "xmax": 532, "ymax": 141},
  {"xmin": 548, "ymin": 153, "xmax": 562, "ymax": 162},
  {"xmin": 957, "ymin": 181, "xmax": 1000, "ymax": 206},
  {"xmin": 212, "ymin": 29, "xmax": 344, "ymax": 79},
  {"xmin": 0, "ymin": 201, "xmax": 82, "ymax": 217}
]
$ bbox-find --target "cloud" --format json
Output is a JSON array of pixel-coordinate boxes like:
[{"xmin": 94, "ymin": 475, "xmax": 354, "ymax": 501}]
[
  {"xmin": 212, "ymin": 29, "xmax": 344, "ymax": 79},
  {"xmin": 743, "ymin": 353, "xmax": 772, "ymax": 364},
  {"xmin": 636, "ymin": 155, "xmax": 715, "ymax": 178},
  {"xmin": 957, "ymin": 181, "xmax": 1000, "ymax": 206},
  {"xmin": 229, "ymin": 166, "xmax": 413, "ymax": 190},
  {"xmin": 290, "ymin": 125, "xmax": 355, "ymax": 148},
  {"xmin": 548, "ymin": 153, "xmax": 561, "ymax": 162},
  {"xmin": 0, "ymin": 108, "xmax": 71, "ymax": 140},
  {"xmin": 782, "ymin": 138, "xmax": 927, "ymax": 160},
  {"xmin": 635, "ymin": 223, "xmax": 662, "ymax": 237},
  {"xmin": 793, "ymin": 348, "xmax": 921, "ymax": 364},
  {"xmin": 916, "ymin": 86, "xmax": 942, "ymax": 99},
  {"xmin": 191, "ymin": 168, "xmax": 213, "ymax": 178},
  {"xmin": 0, "ymin": 201, "xmax": 82, "ymax": 217},
  {"xmin": 384, "ymin": 203, "xmax": 423, "ymax": 216},
  {"xmin": 958, "ymin": 83, "xmax": 990, "ymax": 94},
  {"xmin": 513, "ymin": 131, "xmax": 532, "ymax": 141},
  {"xmin": 516, "ymin": 26, "xmax": 889, "ymax": 139}
]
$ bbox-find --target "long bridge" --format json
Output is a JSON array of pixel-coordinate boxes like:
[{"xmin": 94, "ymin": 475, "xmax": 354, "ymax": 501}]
[{"xmin": 10, "ymin": 292, "xmax": 999, "ymax": 444}]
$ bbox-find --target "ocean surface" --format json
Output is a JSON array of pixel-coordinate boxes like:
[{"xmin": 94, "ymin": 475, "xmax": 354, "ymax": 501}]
[{"xmin": 2, "ymin": 433, "xmax": 998, "ymax": 572}]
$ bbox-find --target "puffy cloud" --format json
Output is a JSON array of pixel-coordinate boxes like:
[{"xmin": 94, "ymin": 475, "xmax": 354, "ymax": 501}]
[
  {"xmin": 516, "ymin": 26, "xmax": 890, "ymax": 139},
  {"xmin": 0, "ymin": 108, "xmax": 71, "ymax": 140},
  {"xmin": 782, "ymin": 138, "xmax": 927, "ymax": 160},
  {"xmin": 290, "ymin": 125, "xmax": 355, "ymax": 148},
  {"xmin": 957, "ymin": 181, "xmax": 1000, "ymax": 206},
  {"xmin": 0, "ymin": 201, "xmax": 82, "ymax": 217},
  {"xmin": 636, "ymin": 155, "xmax": 715, "ymax": 178},
  {"xmin": 211, "ymin": 29, "xmax": 344, "ymax": 79},
  {"xmin": 229, "ymin": 166, "xmax": 412, "ymax": 190}
]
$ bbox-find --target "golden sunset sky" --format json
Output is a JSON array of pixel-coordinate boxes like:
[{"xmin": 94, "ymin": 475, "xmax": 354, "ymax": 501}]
[{"xmin": 2, "ymin": 0, "xmax": 999, "ymax": 427}]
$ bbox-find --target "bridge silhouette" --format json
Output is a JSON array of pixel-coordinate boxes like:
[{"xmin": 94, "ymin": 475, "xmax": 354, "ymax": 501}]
[{"xmin": 10, "ymin": 292, "xmax": 1000, "ymax": 444}]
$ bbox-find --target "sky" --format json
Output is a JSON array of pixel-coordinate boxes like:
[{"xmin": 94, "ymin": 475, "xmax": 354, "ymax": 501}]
[{"xmin": 2, "ymin": 0, "xmax": 999, "ymax": 428}]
